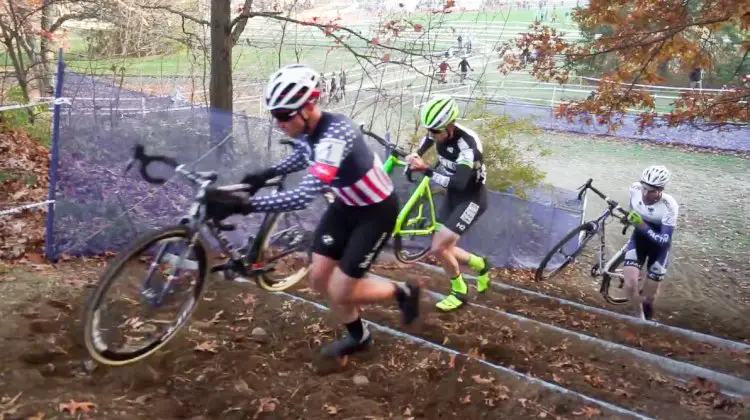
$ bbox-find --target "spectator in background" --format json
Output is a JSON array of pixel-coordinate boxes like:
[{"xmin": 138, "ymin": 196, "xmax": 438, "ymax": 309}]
[
  {"xmin": 439, "ymin": 60, "xmax": 452, "ymax": 84},
  {"xmin": 330, "ymin": 73, "xmax": 339, "ymax": 104},
  {"xmin": 458, "ymin": 56, "xmax": 474, "ymax": 84},
  {"xmin": 466, "ymin": 37, "xmax": 472, "ymax": 54},
  {"xmin": 688, "ymin": 67, "xmax": 703, "ymax": 90},
  {"xmin": 319, "ymin": 74, "xmax": 328, "ymax": 102},
  {"xmin": 339, "ymin": 69, "xmax": 347, "ymax": 101},
  {"xmin": 457, "ymin": 35, "xmax": 463, "ymax": 51}
]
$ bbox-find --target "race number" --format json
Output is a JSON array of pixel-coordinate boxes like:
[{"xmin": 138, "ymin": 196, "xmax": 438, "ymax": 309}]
[{"xmin": 310, "ymin": 138, "xmax": 347, "ymax": 183}]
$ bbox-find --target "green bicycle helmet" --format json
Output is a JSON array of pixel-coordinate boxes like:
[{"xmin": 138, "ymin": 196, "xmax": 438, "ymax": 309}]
[{"xmin": 421, "ymin": 96, "xmax": 459, "ymax": 130}]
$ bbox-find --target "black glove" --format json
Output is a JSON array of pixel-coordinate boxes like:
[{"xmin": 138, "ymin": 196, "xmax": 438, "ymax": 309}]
[
  {"xmin": 241, "ymin": 168, "xmax": 277, "ymax": 189},
  {"xmin": 204, "ymin": 189, "xmax": 253, "ymax": 221}
]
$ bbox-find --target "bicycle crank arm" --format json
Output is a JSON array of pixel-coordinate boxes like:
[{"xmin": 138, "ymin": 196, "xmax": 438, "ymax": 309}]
[{"xmin": 211, "ymin": 261, "xmax": 277, "ymax": 276}]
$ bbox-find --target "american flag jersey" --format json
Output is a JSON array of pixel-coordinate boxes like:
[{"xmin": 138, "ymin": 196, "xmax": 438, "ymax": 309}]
[{"xmin": 248, "ymin": 112, "xmax": 394, "ymax": 212}]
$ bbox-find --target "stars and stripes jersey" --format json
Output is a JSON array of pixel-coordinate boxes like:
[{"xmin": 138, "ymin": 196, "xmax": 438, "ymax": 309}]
[
  {"xmin": 628, "ymin": 182, "xmax": 679, "ymax": 248},
  {"xmin": 416, "ymin": 122, "xmax": 487, "ymax": 192},
  {"xmin": 248, "ymin": 112, "xmax": 394, "ymax": 212}
]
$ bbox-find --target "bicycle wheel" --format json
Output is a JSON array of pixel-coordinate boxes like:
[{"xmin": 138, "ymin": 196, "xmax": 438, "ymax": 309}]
[
  {"xmin": 393, "ymin": 198, "xmax": 435, "ymax": 264},
  {"xmin": 82, "ymin": 225, "xmax": 208, "ymax": 366},
  {"xmin": 535, "ymin": 221, "xmax": 598, "ymax": 281},
  {"xmin": 600, "ymin": 251, "xmax": 629, "ymax": 305},
  {"xmin": 253, "ymin": 212, "xmax": 313, "ymax": 291}
]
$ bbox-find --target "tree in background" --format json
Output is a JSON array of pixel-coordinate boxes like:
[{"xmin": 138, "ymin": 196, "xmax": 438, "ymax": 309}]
[
  {"xmin": 0, "ymin": 0, "xmax": 128, "ymax": 103},
  {"xmin": 503, "ymin": 0, "xmax": 750, "ymax": 131}
]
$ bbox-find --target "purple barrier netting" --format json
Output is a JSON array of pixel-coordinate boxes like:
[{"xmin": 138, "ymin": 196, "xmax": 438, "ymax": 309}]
[
  {"xmin": 50, "ymin": 70, "xmax": 585, "ymax": 269},
  {"xmin": 381, "ymin": 169, "xmax": 584, "ymax": 269},
  {"xmin": 49, "ymin": 70, "xmax": 328, "ymax": 259},
  {"xmin": 461, "ymin": 100, "xmax": 750, "ymax": 152}
]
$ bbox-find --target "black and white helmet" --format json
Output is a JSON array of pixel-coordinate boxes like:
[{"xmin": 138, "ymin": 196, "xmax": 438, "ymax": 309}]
[
  {"xmin": 264, "ymin": 64, "xmax": 321, "ymax": 111},
  {"xmin": 641, "ymin": 165, "xmax": 670, "ymax": 188}
]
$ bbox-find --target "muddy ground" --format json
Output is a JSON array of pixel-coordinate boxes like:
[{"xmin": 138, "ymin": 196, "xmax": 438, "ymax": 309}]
[
  {"xmin": 0, "ymin": 258, "xmax": 748, "ymax": 419},
  {"xmin": 369, "ymin": 260, "xmax": 750, "ymax": 379},
  {"xmin": 0, "ymin": 259, "xmax": 640, "ymax": 420}
]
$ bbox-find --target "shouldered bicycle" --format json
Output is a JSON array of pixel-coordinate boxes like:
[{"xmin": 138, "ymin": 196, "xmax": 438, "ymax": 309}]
[
  {"xmin": 82, "ymin": 142, "xmax": 318, "ymax": 366},
  {"xmin": 361, "ymin": 126, "xmax": 443, "ymax": 264},
  {"xmin": 535, "ymin": 179, "xmax": 635, "ymax": 305}
]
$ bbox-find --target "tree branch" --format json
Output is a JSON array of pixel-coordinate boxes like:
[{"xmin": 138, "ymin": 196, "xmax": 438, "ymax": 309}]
[{"xmin": 138, "ymin": 4, "xmax": 209, "ymax": 26}]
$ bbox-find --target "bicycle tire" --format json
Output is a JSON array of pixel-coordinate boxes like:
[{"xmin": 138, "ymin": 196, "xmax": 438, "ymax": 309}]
[
  {"xmin": 535, "ymin": 221, "xmax": 597, "ymax": 282},
  {"xmin": 600, "ymin": 251, "xmax": 628, "ymax": 305},
  {"xmin": 254, "ymin": 212, "xmax": 312, "ymax": 291},
  {"xmin": 393, "ymin": 234, "xmax": 432, "ymax": 264},
  {"xmin": 82, "ymin": 225, "xmax": 208, "ymax": 366}
]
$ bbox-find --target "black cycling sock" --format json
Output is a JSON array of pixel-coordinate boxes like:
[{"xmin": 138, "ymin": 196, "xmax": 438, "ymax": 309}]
[{"xmin": 345, "ymin": 318, "xmax": 365, "ymax": 342}]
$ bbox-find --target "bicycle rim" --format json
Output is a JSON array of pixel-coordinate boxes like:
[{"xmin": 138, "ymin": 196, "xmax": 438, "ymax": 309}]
[
  {"xmin": 601, "ymin": 251, "xmax": 629, "ymax": 305},
  {"xmin": 255, "ymin": 213, "xmax": 312, "ymax": 291},
  {"xmin": 393, "ymin": 234, "xmax": 432, "ymax": 263},
  {"xmin": 535, "ymin": 222, "xmax": 597, "ymax": 281},
  {"xmin": 82, "ymin": 225, "xmax": 207, "ymax": 366}
]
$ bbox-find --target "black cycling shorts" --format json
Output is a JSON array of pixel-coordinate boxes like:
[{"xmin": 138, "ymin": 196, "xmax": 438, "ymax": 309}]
[
  {"xmin": 438, "ymin": 185, "xmax": 488, "ymax": 236},
  {"xmin": 311, "ymin": 193, "xmax": 399, "ymax": 278}
]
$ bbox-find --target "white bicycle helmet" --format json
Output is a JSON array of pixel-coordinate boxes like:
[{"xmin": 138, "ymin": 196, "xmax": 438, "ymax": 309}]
[
  {"xmin": 264, "ymin": 64, "xmax": 321, "ymax": 111},
  {"xmin": 641, "ymin": 165, "xmax": 671, "ymax": 188}
]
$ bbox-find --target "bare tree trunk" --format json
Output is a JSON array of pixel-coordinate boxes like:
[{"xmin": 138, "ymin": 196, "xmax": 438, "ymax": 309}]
[
  {"xmin": 209, "ymin": 0, "xmax": 234, "ymax": 158},
  {"xmin": 2, "ymin": 38, "xmax": 31, "ymax": 103},
  {"xmin": 38, "ymin": 0, "xmax": 54, "ymax": 96}
]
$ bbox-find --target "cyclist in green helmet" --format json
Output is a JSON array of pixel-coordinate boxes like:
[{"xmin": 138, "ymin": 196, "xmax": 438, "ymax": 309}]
[{"xmin": 407, "ymin": 95, "xmax": 491, "ymax": 312}]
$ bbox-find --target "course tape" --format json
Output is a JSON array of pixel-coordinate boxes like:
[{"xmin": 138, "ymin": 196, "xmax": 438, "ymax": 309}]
[
  {"xmin": 278, "ymin": 291, "xmax": 654, "ymax": 420},
  {"xmin": 0, "ymin": 200, "xmax": 54, "ymax": 217},
  {"xmin": 415, "ymin": 262, "xmax": 750, "ymax": 352}
]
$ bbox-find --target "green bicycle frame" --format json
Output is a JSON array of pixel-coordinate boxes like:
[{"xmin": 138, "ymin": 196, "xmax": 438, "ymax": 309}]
[{"xmin": 381, "ymin": 154, "xmax": 439, "ymax": 237}]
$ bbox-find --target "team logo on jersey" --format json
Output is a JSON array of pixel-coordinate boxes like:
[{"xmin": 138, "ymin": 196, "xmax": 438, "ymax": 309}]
[
  {"xmin": 648, "ymin": 207, "xmax": 654, "ymax": 213},
  {"xmin": 322, "ymin": 235, "xmax": 334, "ymax": 246},
  {"xmin": 447, "ymin": 146, "xmax": 454, "ymax": 153}
]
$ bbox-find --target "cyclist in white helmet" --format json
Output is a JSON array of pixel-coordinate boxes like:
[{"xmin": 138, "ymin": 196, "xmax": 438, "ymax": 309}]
[
  {"xmin": 406, "ymin": 95, "xmax": 491, "ymax": 312},
  {"xmin": 230, "ymin": 64, "xmax": 421, "ymax": 357},
  {"xmin": 624, "ymin": 165, "xmax": 679, "ymax": 320}
]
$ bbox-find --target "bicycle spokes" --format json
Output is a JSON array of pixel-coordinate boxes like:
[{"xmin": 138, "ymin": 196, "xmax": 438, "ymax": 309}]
[{"xmin": 92, "ymin": 235, "xmax": 202, "ymax": 357}]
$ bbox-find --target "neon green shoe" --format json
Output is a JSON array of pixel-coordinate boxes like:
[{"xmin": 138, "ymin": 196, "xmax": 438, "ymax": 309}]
[
  {"xmin": 435, "ymin": 292, "xmax": 467, "ymax": 312},
  {"xmin": 476, "ymin": 256, "xmax": 492, "ymax": 293}
]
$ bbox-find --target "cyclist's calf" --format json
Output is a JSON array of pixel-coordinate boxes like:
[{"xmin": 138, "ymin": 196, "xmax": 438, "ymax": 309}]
[
  {"xmin": 430, "ymin": 227, "xmax": 460, "ymax": 254},
  {"xmin": 309, "ymin": 254, "xmax": 337, "ymax": 295}
]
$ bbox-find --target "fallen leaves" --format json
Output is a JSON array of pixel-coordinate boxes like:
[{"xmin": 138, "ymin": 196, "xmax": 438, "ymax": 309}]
[
  {"xmin": 573, "ymin": 406, "xmax": 601, "ymax": 417},
  {"xmin": 59, "ymin": 400, "xmax": 97, "ymax": 415},
  {"xmin": 194, "ymin": 340, "xmax": 220, "ymax": 353},
  {"xmin": 583, "ymin": 374, "xmax": 605, "ymax": 388},
  {"xmin": 471, "ymin": 374, "xmax": 494, "ymax": 385},
  {"xmin": 0, "ymin": 392, "xmax": 22, "ymax": 418},
  {"xmin": 0, "ymin": 128, "xmax": 50, "ymax": 260},
  {"xmin": 322, "ymin": 402, "xmax": 340, "ymax": 415},
  {"xmin": 253, "ymin": 397, "xmax": 279, "ymax": 419}
]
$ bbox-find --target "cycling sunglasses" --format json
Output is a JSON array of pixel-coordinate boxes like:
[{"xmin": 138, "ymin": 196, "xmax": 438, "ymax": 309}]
[
  {"xmin": 271, "ymin": 109, "xmax": 299, "ymax": 122},
  {"xmin": 640, "ymin": 182, "xmax": 662, "ymax": 192},
  {"xmin": 427, "ymin": 128, "xmax": 446, "ymax": 135}
]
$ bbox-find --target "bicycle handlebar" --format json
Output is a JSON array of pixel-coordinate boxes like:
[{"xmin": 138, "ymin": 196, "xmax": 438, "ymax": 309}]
[
  {"xmin": 125, "ymin": 144, "xmax": 285, "ymax": 192},
  {"xmin": 358, "ymin": 124, "xmax": 421, "ymax": 183},
  {"xmin": 359, "ymin": 124, "xmax": 409, "ymax": 159}
]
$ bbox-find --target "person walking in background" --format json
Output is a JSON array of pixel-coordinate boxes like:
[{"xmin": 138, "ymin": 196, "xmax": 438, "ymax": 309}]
[
  {"xmin": 458, "ymin": 56, "xmax": 473, "ymax": 84},
  {"xmin": 438, "ymin": 60, "xmax": 452, "ymax": 84},
  {"xmin": 689, "ymin": 67, "xmax": 703, "ymax": 90},
  {"xmin": 330, "ymin": 73, "xmax": 339, "ymax": 104},
  {"xmin": 339, "ymin": 69, "xmax": 347, "ymax": 102}
]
